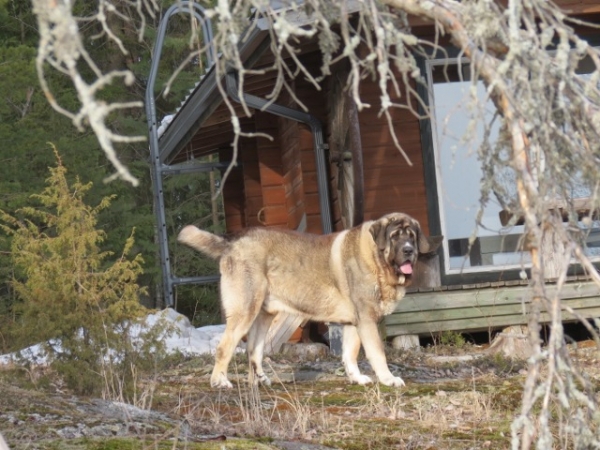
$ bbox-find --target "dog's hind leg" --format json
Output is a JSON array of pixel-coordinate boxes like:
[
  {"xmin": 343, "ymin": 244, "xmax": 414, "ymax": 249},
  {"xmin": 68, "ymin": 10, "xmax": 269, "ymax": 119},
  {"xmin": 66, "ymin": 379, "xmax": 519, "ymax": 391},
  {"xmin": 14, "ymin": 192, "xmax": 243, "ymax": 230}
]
[
  {"xmin": 246, "ymin": 310, "xmax": 275, "ymax": 386},
  {"xmin": 211, "ymin": 272, "xmax": 267, "ymax": 389},
  {"xmin": 342, "ymin": 325, "xmax": 373, "ymax": 385}
]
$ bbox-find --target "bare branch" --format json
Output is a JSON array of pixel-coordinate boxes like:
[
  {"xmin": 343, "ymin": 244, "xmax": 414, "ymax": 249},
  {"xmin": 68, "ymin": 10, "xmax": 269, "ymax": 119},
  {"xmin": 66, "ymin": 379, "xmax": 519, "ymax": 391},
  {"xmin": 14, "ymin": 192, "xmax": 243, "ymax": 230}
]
[{"xmin": 31, "ymin": 0, "xmax": 159, "ymax": 186}]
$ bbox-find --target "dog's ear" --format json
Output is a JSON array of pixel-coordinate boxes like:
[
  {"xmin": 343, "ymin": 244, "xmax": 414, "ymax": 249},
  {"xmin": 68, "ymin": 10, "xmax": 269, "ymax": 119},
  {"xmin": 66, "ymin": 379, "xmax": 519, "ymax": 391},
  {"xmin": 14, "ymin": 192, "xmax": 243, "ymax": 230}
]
[
  {"xmin": 369, "ymin": 219, "xmax": 389, "ymax": 251},
  {"xmin": 418, "ymin": 232, "xmax": 443, "ymax": 254},
  {"xmin": 410, "ymin": 218, "xmax": 443, "ymax": 254}
]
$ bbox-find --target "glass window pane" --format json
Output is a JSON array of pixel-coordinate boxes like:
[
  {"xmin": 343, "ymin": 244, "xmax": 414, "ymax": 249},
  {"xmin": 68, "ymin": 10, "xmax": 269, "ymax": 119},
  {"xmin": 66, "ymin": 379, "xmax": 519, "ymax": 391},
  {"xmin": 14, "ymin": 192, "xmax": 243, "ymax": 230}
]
[
  {"xmin": 431, "ymin": 63, "xmax": 528, "ymax": 272},
  {"xmin": 429, "ymin": 58, "xmax": 600, "ymax": 275}
]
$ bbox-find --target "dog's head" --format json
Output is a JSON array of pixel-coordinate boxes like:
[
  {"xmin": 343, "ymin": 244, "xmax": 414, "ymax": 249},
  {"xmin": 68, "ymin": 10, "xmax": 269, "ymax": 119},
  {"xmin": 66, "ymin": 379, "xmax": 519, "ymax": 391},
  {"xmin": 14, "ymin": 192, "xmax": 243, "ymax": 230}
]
[{"xmin": 369, "ymin": 212, "xmax": 442, "ymax": 286}]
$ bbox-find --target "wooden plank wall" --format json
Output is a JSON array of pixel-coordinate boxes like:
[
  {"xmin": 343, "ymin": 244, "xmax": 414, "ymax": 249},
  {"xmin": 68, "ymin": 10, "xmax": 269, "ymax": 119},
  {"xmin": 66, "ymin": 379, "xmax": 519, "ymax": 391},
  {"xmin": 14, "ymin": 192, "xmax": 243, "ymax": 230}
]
[
  {"xmin": 279, "ymin": 116, "xmax": 306, "ymax": 230},
  {"xmin": 357, "ymin": 79, "xmax": 430, "ymax": 234},
  {"xmin": 220, "ymin": 148, "xmax": 246, "ymax": 232},
  {"xmin": 255, "ymin": 111, "xmax": 285, "ymax": 226},
  {"xmin": 295, "ymin": 54, "xmax": 330, "ymax": 234},
  {"xmin": 222, "ymin": 51, "xmax": 431, "ymax": 236},
  {"xmin": 221, "ymin": 72, "xmax": 309, "ymax": 233},
  {"xmin": 254, "ymin": 110, "xmax": 305, "ymax": 229},
  {"xmin": 241, "ymin": 136, "xmax": 263, "ymax": 228}
]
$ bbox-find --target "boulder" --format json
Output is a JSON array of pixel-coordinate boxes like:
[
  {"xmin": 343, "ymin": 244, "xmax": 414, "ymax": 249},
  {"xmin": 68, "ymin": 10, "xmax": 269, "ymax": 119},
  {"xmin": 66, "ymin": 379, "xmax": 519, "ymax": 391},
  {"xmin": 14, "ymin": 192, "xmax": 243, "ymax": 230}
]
[
  {"xmin": 280, "ymin": 342, "xmax": 330, "ymax": 361},
  {"xmin": 391, "ymin": 334, "xmax": 420, "ymax": 350},
  {"xmin": 487, "ymin": 325, "xmax": 534, "ymax": 359}
]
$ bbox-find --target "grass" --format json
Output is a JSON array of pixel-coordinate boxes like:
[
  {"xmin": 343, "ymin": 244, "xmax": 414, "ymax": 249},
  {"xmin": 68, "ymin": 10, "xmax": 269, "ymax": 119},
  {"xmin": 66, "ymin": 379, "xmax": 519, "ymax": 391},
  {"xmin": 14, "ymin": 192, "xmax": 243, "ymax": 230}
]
[
  {"xmin": 4, "ymin": 340, "xmax": 600, "ymax": 449},
  {"xmin": 159, "ymin": 371, "xmax": 521, "ymax": 449}
]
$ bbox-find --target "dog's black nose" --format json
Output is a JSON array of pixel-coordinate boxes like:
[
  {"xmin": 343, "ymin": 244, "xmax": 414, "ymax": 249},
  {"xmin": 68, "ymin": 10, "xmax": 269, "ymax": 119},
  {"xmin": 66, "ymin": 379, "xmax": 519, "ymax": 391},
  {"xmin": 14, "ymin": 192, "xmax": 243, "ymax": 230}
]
[{"xmin": 403, "ymin": 247, "xmax": 414, "ymax": 258}]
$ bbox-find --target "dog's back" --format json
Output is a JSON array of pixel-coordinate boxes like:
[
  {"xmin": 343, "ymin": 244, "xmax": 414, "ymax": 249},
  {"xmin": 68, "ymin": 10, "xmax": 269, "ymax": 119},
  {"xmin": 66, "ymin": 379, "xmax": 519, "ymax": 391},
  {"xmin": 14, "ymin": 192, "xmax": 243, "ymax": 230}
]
[{"xmin": 179, "ymin": 226, "xmax": 339, "ymax": 262}]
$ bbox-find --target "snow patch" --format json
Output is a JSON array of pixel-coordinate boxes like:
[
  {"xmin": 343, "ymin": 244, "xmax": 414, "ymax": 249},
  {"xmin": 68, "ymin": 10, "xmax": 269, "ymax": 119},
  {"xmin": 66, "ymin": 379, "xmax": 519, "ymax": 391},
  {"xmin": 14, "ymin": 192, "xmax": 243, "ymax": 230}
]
[{"xmin": 0, "ymin": 308, "xmax": 236, "ymax": 366}]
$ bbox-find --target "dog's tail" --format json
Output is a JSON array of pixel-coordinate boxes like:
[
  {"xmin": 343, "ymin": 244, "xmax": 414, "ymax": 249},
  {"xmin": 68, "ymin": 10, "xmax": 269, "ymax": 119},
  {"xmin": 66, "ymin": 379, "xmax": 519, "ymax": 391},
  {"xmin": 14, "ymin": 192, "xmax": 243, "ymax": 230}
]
[{"xmin": 177, "ymin": 225, "xmax": 229, "ymax": 260}]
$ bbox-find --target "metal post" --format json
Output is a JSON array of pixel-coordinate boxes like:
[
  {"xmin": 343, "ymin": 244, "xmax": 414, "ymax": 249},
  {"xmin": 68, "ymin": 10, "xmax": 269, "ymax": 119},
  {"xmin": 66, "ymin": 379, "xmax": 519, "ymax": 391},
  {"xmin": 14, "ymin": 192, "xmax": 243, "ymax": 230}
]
[{"xmin": 146, "ymin": 2, "xmax": 214, "ymax": 307}]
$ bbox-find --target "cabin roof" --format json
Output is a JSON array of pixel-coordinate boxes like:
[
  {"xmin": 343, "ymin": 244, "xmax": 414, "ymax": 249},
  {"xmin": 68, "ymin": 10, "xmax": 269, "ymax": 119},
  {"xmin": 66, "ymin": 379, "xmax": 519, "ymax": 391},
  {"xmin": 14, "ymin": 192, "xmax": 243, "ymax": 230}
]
[{"xmin": 157, "ymin": 0, "xmax": 600, "ymax": 167}]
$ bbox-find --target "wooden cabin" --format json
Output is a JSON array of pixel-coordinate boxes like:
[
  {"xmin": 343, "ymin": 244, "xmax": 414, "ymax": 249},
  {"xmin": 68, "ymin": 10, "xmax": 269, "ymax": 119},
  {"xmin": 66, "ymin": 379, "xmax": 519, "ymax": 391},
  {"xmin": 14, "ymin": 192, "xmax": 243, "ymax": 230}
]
[{"xmin": 157, "ymin": 1, "xmax": 600, "ymax": 347}]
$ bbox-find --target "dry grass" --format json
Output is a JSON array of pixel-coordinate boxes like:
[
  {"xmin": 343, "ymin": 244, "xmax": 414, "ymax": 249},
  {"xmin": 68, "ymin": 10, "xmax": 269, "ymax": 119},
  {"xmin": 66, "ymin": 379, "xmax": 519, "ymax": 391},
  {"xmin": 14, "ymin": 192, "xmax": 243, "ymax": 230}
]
[
  {"xmin": 162, "ymin": 365, "xmax": 518, "ymax": 449},
  {"xmin": 178, "ymin": 374, "xmax": 342, "ymax": 441},
  {"xmin": 2, "ymin": 341, "xmax": 600, "ymax": 449}
]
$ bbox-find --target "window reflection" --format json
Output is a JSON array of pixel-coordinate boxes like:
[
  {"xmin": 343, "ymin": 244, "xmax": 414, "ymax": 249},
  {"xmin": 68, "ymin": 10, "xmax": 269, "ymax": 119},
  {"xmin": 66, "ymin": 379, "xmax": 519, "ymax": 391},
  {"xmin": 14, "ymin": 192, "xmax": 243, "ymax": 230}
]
[{"xmin": 427, "ymin": 57, "xmax": 600, "ymax": 275}]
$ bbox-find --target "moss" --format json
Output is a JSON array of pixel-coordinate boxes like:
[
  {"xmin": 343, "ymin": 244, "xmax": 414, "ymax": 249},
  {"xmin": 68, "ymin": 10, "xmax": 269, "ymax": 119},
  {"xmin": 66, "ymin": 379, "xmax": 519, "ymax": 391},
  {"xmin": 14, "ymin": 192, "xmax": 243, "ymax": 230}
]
[
  {"xmin": 440, "ymin": 420, "xmax": 513, "ymax": 442},
  {"xmin": 324, "ymin": 418, "xmax": 429, "ymax": 449},
  {"xmin": 473, "ymin": 353, "xmax": 527, "ymax": 375},
  {"xmin": 403, "ymin": 381, "xmax": 468, "ymax": 397},
  {"xmin": 312, "ymin": 392, "xmax": 363, "ymax": 407},
  {"xmin": 22, "ymin": 437, "xmax": 280, "ymax": 450},
  {"xmin": 490, "ymin": 385, "xmax": 525, "ymax": 413},
  {"xmin": 84, "ymin": 439, "xmax": 138, "ymax": 450}
]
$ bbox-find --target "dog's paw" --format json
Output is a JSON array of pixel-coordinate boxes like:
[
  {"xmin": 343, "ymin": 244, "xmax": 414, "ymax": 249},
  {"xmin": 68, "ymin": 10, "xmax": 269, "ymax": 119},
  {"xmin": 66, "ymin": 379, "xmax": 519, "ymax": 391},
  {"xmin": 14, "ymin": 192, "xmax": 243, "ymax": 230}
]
[
  {"xmin": 350, "ymin": 374, "xmax": 373, "ymax": 385},
  {"xmin": 379, "ymin": 375, "xmax": 405, "ymax": 387},
  {"xmin": 251, "ymin": 373, "xmax": 272, "ymax": 386},
  {"xmin": 210, "ymin": 373, "xmax": 233, "ymax": 389},
  {"xmin": 258, "ymin": 373, "xmax": 272, "ymax": 386}
]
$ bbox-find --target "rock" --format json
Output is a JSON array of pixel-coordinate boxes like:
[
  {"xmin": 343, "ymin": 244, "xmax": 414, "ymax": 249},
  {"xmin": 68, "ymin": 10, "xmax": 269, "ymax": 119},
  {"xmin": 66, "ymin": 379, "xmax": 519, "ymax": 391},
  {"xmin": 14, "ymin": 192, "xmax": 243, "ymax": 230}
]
[
  {"xmin": 487, "ymin": 325, "xmax": 534, "ymax": 359},
  {"xmin": 280, "ymin": 343, "xmax": 329, "ymax": 361},
  {"xmin": 391, "ymin": 334, "xmax": 420, "ymax": 350},
  {"xmin": 426, "ymin": 354, "xmax": 479, "ymax": 364}
]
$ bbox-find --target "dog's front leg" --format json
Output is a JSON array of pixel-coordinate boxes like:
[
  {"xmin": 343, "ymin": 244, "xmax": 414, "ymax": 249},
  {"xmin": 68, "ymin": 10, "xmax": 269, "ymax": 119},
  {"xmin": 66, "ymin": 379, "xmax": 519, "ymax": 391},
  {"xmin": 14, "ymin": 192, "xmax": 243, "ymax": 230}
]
[
  {"xmin": 356, "ymin": 321, "xmax": 405, "ymax": 387},
  {"xmin": 342, "ymin": 325, "xmax": 373, "ymax": 385}
]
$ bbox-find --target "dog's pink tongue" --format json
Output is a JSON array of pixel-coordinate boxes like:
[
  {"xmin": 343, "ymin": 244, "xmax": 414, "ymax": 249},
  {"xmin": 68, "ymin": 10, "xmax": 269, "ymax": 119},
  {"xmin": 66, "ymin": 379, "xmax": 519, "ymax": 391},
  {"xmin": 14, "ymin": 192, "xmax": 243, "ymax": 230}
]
[{"xmin": 400, "ymin": 261, "xmax": 413, "ymax": 275}]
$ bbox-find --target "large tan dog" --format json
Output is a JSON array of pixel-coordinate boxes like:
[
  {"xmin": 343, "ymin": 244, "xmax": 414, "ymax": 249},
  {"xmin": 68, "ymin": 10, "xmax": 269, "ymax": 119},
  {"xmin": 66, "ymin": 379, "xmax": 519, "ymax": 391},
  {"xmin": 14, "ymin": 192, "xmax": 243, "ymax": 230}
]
[{"xmin": 178, "ymin": 212, "xmax": 441, "ymax": 388}]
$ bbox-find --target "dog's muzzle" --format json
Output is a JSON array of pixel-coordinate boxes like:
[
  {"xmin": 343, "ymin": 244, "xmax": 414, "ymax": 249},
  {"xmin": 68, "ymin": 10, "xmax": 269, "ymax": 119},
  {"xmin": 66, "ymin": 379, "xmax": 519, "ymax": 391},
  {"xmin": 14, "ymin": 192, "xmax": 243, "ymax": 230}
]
[{"xmin": 394, "ymin": 243, "xmax": 415, "ymax": 276}]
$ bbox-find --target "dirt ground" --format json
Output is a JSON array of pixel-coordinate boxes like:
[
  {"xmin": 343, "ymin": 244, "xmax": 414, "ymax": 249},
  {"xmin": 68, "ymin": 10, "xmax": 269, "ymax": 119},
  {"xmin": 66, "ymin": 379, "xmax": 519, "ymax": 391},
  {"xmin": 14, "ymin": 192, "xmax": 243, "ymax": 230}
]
[{"xmin": 1, "ymin": 340, "xmax": 599, "ymax": 450}]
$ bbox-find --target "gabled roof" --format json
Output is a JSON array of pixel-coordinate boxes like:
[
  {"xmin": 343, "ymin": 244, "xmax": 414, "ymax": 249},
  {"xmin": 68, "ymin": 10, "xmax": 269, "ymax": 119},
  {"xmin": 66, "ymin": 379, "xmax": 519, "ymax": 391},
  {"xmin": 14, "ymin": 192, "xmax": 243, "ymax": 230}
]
[
  {"xmin": 157, "ymin": 27, "xmax": 271, "ymax": 165},
  {"xmin": 156, "ymin": 0, "xmax": 365, "ymax": 165}
]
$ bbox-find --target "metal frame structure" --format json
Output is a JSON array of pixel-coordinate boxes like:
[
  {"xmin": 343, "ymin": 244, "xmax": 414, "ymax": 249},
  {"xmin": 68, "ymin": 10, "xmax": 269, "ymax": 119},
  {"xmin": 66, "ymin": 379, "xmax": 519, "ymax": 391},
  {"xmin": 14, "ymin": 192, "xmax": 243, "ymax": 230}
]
[
  {"xmin": 146, "ymin": 2, "xmax": 334, "ymax": 309},
  {"xmin": 145, "ymin": 2, "xmax": 219, "ymax": 307}
]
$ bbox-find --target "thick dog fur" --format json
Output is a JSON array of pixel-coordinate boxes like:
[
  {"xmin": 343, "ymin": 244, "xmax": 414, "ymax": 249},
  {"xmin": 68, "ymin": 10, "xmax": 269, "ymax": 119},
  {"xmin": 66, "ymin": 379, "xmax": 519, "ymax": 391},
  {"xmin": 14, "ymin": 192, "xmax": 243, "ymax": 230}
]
[{"xmin": 178, "ymin": 212, "xmax": 441, "ymax": 388}]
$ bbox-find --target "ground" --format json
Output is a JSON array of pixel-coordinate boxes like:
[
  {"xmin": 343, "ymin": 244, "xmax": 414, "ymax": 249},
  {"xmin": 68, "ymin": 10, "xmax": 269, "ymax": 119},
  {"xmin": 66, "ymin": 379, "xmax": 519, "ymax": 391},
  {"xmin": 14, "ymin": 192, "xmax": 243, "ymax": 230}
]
[{"xmin": 1, "ymin": 340, "xmax": 599, "ymax": 450}]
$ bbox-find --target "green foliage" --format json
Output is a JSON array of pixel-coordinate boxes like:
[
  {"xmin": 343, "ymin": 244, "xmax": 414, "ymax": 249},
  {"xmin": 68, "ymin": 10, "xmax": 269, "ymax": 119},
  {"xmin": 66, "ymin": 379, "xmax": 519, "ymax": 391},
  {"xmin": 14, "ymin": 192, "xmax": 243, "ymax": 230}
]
[
  {"xmin": 0, "ymin": 0, "xmax": 38, "ymax": 47},
  {"xmin": 163, "ymin": 170, "xmax": 224, "ymax": 325},
  {"xmin": 175, "ymin": 284, "xmax": 222, "ymax": 327},
  {"xmin": 0, "ymin": 0, "xmax": 224, "ymax": 330},
  {"xmin": 438, "ymin": 331, "xmax": 467, "ymax": 348},
  {"xmin": 0, "ymin": 147, "xmax": 164, "ymax": 395}
]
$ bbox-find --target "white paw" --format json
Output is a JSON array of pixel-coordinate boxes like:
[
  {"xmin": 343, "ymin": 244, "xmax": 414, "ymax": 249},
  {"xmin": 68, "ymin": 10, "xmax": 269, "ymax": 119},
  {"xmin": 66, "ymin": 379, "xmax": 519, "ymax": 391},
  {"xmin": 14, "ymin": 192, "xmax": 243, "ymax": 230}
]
[
  {"xmin": 210, "ymin": 373, "xmax": 233, "ymax": 389},
  {"xmin": 350, "ymin": 374, "xmax": 373, "ymax": 385},
  {"xmin": 252, "ymin": 373, "xmax": 271, "ymax": 386},
  {"xmin": 379, "ymin": 375, "xmax": 405, "ymax": 387}
]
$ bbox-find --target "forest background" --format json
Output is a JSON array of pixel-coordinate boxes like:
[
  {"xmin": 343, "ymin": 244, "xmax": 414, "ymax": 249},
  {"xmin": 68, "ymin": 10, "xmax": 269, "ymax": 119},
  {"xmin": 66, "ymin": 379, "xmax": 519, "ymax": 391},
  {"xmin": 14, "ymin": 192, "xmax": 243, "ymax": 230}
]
[{"xmin": 0, "ymin": 0, "xmax": 222, "ymax": 354}]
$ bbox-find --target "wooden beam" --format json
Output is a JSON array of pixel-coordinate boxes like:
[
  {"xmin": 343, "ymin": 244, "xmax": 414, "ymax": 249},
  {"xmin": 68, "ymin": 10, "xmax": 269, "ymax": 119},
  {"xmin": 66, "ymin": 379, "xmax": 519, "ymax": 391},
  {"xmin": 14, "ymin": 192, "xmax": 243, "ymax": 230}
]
[
  {"xmin": 385, "ymin": 280, "xmax": 600, "ymax": 336},
  {"xmin": 387, "ymin": 304, "xmax": 600, "ymax": 336},
  {"xmin": 396, "ymin": 281, "xmax": 600, "ymax": 311}
]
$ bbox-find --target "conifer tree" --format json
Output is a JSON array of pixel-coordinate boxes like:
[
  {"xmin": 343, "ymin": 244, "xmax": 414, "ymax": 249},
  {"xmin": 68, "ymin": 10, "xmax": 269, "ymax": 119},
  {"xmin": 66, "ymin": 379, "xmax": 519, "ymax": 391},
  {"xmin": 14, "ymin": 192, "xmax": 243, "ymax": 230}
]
[{"xmin": 0, "ymin": 146, "xmax": 151, "ymax": 394}]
